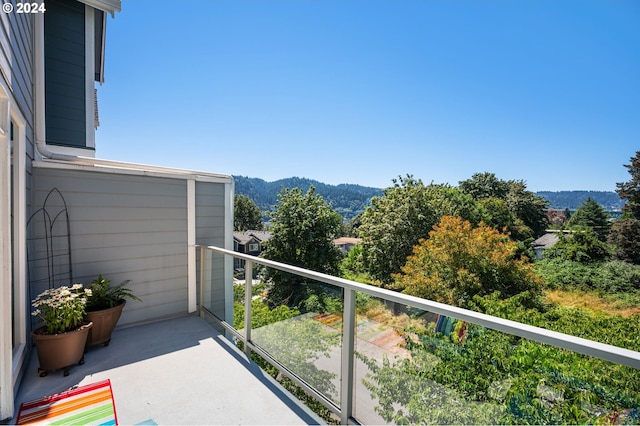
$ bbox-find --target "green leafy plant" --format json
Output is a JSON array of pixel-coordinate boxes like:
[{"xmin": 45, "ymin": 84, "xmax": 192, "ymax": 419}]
[
  {"xmin": 85, "ymin": 274, "xmax": 141, "ymax": 311},
  {"xmin": 31, "ymin": 284, "xmax": 91, "ymax": 334}
]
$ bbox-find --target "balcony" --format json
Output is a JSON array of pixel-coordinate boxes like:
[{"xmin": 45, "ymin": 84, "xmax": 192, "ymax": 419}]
[
  {"xmin": 13, "ymin": 315, "xmax": 322, "ymax": 425},
  {"xmin": 13, "ymin": 237, "xmax": 640, "ymax": 424},
  {"xmin": 197, "ymin": 245, "xmax": 639, "ymax": 425}
]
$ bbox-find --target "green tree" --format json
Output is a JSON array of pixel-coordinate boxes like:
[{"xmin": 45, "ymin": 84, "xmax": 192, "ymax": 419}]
[
  {"xmin": 567, "ymin": 197, "xmax": 610, "ymax": 241},
  {"xmin": 460, "ymin": 173, "xmax": 549, "ymax": 239},
  {"xmin": 459, "ymin": 172, "xmax": 511, "ymax": 200},
  {"xmin": 261, "ymin": 186, "xmax": 342, "ymax": 307},
  {"xmin": 544, "ymin": 227, "xmax": 610, "ymax": 263},
  {"xmin": 358, "ymin": 176, "xmax": 481, "ymax": 285},
  {"xmin": 234, "ymin": 194, "xmax": 263, "ymax": 231},
  {"xmin": 477, "ymin": 197, "xmax": 518, "ymax": 234},
  {"xmin": 393, "ymin": 216, "xmax": 542, "ymax": 308},
  {"xmin": 505, "ymin": 180, "xmax": 549, "ymax": 238},
  {"xmin": 344, "ymin": 210, "xmax": 364, "ymax": 237},
  {"xmin": 608, "ymin": 218, "xmax": 640, "ymax": 265},
  {"xmin": 616, "ymin": 151, "xmax": 640, "ymax": 219},
  {"xmin": 609, "ymin": 151, "xmax": 640, "ymax": 264}
]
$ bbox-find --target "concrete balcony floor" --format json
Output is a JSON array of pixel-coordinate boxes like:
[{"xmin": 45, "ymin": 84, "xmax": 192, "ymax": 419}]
[{"xmin": 13, "ymin": 315, "xmax": 323, "ymax": 425}]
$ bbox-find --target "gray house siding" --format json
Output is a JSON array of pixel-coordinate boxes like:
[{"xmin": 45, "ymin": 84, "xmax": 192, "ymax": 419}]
[
  {"xmin": 30, "ymin": 166, "xmax": 202, "ymax": 326},
  {"xmin": 1, "ymin": 11, "xmax": 36, "ymax": 420},
  {"xmin": 1, "ymin": 10, "xmax": 36, "ymax": 166}
]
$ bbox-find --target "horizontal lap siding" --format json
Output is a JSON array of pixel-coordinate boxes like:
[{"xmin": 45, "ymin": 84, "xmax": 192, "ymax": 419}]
[
  {"xmin": 0, "ymin": 10, "xmax": 35, "ymax": 197},
  {"xmin": 32, "ymin": 167, "xmax": 192, "ymax": 326}
]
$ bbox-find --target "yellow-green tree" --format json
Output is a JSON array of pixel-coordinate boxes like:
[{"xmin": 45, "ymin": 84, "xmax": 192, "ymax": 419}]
[{"xmin": 394, "ymin": 216, "xmax": 541, "ymax": 308}]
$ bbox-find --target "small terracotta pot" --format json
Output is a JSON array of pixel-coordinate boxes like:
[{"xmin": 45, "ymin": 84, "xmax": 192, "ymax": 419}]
[
  {"xmin": 31, "ymin": 322, "xmax": 93, "ymax": 376},
  {"xmin": 85, "ymin": 300, "xmax": 126, "ymax": 347}
]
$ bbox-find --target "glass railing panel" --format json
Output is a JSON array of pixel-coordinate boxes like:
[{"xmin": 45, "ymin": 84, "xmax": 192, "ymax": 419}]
[
  {"xmin": 352, "ymin": 295, "xmax": 640, "ymax": 425},
  {"xmin": 352, "ymin": 295, "xmax": 432, "ymax": 425},
  {"xmin": 247, "ymin": 268, "xmax": 343, "ymax": 406},
  {"xmin": 198, "ymin": 248, "xmax": 227, "ymax": 333}
]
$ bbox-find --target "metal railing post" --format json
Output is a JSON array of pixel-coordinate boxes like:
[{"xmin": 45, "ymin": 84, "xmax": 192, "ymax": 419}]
[
  {"xmin": 341, "ymin": 287, "xmax": 356, "ymax": 425},
  {"xmin": 244, "ymin": 260, "xmax": 253, "ymax": 356},
  {"xmin": 199, "ymin": 245, "xmax": 205, "ymax": 318}
]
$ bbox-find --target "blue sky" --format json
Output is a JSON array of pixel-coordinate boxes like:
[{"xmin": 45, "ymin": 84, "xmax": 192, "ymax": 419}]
[{"xmin": 95, "ymin": 0, "xmax": 640, "ymax": 192}]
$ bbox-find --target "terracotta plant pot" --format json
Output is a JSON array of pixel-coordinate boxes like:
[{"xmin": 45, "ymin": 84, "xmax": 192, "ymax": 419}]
[
  {"xmin": 85, "ymin": 300, "xmax": 126, "ymax": 347},
  {"xmin": 31, "ymin": 322, "xmax": 93, "ymax": 377}
]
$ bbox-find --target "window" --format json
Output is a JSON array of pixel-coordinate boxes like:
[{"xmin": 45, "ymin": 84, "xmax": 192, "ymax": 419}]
[
  {"xmin": 44, "ymin": 0, "xmax": 106, "ymax": 149},
  {"xmin": 248, "ymin": 243, "xmax": 260, "ymax": 252}
]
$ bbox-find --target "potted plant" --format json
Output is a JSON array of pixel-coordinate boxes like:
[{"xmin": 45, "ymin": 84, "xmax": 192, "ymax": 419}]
[
  {"xmin": 84, "ymin": 274, "xmax": 141, "ymax": 347},
  {"xmin": 31, "ymin": 284, "xmax": 93, "ymax": 377}
]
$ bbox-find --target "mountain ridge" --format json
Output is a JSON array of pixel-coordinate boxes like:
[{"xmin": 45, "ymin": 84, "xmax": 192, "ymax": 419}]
[{"xmin": 233, "ymin": 176, "xmax": 624, "ymax": 220}]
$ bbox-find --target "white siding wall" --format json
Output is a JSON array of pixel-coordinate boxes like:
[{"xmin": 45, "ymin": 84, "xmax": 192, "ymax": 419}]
[{"xmin": 31, "ymin": 166, "xmax": 229, "ymax": 327}]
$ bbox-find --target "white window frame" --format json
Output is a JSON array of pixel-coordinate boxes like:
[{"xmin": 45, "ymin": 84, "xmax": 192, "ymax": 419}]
[
  {"xmin": 0, "ymin": 81, "xmax": 27, "ymax": 421},
  {"xmin": 248, "ymin": 243, "xmax": 260, "ymax": 252}
]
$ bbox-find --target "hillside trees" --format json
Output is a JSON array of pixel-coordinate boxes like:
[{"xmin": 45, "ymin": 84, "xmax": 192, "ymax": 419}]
[
  {"xmin": 358, "ymin": 176, "xmax": 482, "ymax": 285},
  {"xmin": 393, "ymin": 216, "xmax": 542, "ymax": 308},
  {"xmin": 234, "ymin": 194, "xmax": 264, "ymax": 231},
  {"xmin": 261, "ymin": 186, "xmax": 343, "ymax": 307},
  {"xmin": 609, "ymin": 151, "xmax": 640, "ymax": 264}
]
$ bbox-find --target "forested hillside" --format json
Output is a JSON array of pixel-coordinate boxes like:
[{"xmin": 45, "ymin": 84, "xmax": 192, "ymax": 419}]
[
  {"xmin": 233, "ymin": 176, "xmax": 382, "ymax": 220},
  {"xmin": 234, "ymin": 176, "xmax": 624, "ymax": 221},
  {"xmin": 537, "ymin": 190, "xmax": 623, "ymax": 211}
]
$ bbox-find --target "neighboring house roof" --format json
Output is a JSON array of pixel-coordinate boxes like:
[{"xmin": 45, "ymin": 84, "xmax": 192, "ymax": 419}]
[
  {"xmin": 246, "ymin": 230, "xmax": 273, "ymax": 242},
  {"xmin": 233, "ymin": 230, "xmax": 272, "ymax": 245},
  {"xmin": 334, "ymin": 237, "xmax": 361, "ymax": 246},
  {"xmin": 531, "ymin": 232, "xmax": 560, "ymax": 249}
]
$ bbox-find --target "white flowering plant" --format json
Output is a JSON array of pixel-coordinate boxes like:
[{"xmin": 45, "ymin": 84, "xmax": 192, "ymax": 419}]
[{"xmin": 31, "ymin": 284, "xmax": 92, "ymax": 335}]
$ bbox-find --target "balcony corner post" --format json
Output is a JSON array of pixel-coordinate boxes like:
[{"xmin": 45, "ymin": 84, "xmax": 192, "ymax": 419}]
[
  {"xmin": 340, "ymin": 287, "xmax": 356, "ymax": 424},
  {"xmin": 244, "ymin": 260, "xmax": 253, "ymax": 356}
]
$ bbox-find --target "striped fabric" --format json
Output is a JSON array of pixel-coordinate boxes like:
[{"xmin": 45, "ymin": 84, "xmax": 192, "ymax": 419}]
[{"xmin": 17, "ymin": 379, "xmax": 118, "ymax": 425}]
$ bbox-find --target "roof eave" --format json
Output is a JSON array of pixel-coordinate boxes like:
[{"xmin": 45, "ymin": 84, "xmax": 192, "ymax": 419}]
[{"xmin": 77, "ymin": 0, "xmax": 121, "ymax": 15}]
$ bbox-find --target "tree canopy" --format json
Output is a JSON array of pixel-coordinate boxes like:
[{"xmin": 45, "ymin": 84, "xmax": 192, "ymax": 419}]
[
  {"xmin": 608, "ymin": 151, "xmax": 640, "ymax": 264},
  {"xmin": 567, "ymin": 197, "xmax": 610, "ymax": 241},
  {"xmin": 393, "ymin": 216, "xmax": 542, "ymax": 308},
  {"xmin": 544, "ymin": 227, "xmax": 610, "ymax": 264},
  {"xmin": 459, "ymin": 172, "xmax": 511, "ymax": 200},
  {"xmin": 234, "ymin": 194, "xmax": 264, "ymax": 231},
  {"xmin": 460, "ymin": 173, "xmax": 549, "ymax": 238},
  {"xmin": 358, "ymin": 176, "xmax": 481, "ymax": 285},
  {"xmin": 261, "ymin": 186, "xmax": 343, "ymax": 307},
  {"xmin": 616, "ymin": 151, "xmax": 640, "ymax": 219}
]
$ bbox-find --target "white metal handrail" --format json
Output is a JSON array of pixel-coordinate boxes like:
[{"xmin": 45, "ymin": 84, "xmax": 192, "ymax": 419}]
[
  {"xmin": 196, "ymin": 244, "xmax": 640, "ymax": 424},
  {"xmin": 201, "ymin": 244, "xmax": 640, "ymax": 369}
]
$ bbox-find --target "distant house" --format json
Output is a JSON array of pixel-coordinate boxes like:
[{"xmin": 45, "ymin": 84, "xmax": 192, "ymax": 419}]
[
  {"xmin": 546, "ymin": 209, "xmax": 569, "ymax": 227},
  {"xmin": 334, "ymin": 237, "xmax": 361, "ymax": 253},
  {"xmin": 233, "ymin": 230, "xmax": 272, "ymax": 270},
  {"xmin": 531, "ymin": 230, "xmax": 574, "ymax": 259}
]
